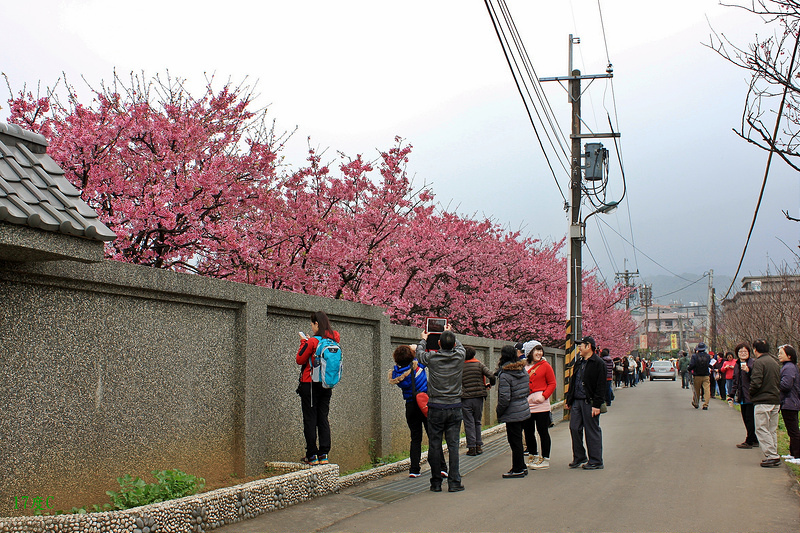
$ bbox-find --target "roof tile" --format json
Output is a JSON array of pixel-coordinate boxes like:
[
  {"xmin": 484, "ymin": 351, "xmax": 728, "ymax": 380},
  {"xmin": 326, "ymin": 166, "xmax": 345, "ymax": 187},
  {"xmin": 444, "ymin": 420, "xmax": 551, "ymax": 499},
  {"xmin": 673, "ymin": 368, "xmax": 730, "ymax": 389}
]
[{"xmin": 0, "ymin": 122, "xmax": 116, "ymax": 242}]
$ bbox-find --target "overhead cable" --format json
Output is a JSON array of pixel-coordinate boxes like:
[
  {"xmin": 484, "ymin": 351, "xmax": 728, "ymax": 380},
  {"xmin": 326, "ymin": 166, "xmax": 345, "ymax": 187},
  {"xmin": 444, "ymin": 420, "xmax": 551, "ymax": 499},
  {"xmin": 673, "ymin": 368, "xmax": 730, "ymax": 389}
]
[
  {"xmin": 483, "ymin": 0, "xmax": 569, "ymax": 205},
  {"xmin": 723, "ymin": 31, "xmax": 800, "ymax": 299}
]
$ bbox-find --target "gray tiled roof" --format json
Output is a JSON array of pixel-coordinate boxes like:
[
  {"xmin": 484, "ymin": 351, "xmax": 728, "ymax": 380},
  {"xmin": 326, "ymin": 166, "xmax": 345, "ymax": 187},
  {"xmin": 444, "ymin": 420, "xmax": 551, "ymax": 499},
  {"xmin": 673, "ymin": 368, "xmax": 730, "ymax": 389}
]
[{"xmin": 0, "ymin": 122, "xmax": 116, "ymax": 242}]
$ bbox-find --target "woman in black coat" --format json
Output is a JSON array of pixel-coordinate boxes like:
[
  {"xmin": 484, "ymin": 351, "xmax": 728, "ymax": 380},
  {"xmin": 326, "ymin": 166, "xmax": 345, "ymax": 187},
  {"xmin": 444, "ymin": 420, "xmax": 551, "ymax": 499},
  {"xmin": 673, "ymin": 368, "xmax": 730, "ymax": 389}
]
[{"xmin": 496, "ymin": 345, "xmax": 531, "ymax": 478}]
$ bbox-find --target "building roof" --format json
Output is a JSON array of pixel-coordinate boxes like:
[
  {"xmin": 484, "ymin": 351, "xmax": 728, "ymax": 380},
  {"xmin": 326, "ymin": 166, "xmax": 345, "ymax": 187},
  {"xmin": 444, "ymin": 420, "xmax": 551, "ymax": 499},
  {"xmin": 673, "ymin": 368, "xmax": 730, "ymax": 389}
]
[{"xmin": 0, "ymin": 122, "xmax": 116, "ymax": 242}]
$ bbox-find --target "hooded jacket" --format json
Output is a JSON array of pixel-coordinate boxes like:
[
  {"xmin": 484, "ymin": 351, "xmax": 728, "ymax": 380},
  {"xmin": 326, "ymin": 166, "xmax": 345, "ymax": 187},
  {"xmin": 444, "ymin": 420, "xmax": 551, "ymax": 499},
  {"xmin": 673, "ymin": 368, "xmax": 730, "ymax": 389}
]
[
  {"xmin": 779, "ymin": 361, "xmax": 800, "ymax": 411},
  {"xmin": 496, "ymin": 360, "xmax": 531, "ymax": 423},
  {"xmin": 388, "ymin": 363, "xmax": 428, "ymax": 402}
]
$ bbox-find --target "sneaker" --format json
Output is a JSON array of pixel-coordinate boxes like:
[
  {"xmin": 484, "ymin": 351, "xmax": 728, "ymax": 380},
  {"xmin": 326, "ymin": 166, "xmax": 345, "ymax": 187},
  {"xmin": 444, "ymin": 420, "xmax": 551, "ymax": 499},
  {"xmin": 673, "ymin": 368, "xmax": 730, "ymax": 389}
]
[
  {"xmin": 761, "ymin": 458, "xmax": 781, "ymax": 467},
  {"xmin": 531, "ymin": 457, "xmax": 550, "ymax": 470},
  {"xmin": 581, "ymin": 463, "xmax": 604, "ymax": 470},
  {"xmin": 466, "ymin": 447, "xmax": 477, "ymax": 456},
  {"xmin": 785, "ymin": 458, "xmax": 800, "ymax": 465},
  {"xmin": 523, "ymin": 450, "xmax": 530, "ymax": 456},
  {"xmin": 702, "ymin": 406, "xmax": 708, "ymax": 410},
  {"xmin": 301, "ymin": 455, "xmax": 318, "ymax": 465},
  {"xmin": 502, "ymin": 470, "xmax": 527, "ymax": 478},
  {"xmin": 317, "ymin": 454, "xmax": 329, "ymax": 465},
  {"xmin": 736, "ymin": 442, "xmax": 754, "ymax": 449},
  {"xmin": 448, "ymin": 482, "xmax": 466, "ymax": 492},
  {"xmin": 527, "ymin": 455, "xmax": 542, "ymax": 467},
  {"xmin": 409, "ymin": 472, "xmax": 422, "ymax": 478},
  {"xmin": 781, "ymin": 454, "xmax": 796, "ymax": 459}
]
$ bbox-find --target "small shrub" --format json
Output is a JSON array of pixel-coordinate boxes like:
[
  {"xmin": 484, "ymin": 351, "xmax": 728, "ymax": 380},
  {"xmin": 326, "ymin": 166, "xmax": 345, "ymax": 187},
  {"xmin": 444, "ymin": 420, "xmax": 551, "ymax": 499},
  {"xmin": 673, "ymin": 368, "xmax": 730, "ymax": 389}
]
[{"xmin": 106, "ymin": 469, "xmax": 205, "ymax": 510}]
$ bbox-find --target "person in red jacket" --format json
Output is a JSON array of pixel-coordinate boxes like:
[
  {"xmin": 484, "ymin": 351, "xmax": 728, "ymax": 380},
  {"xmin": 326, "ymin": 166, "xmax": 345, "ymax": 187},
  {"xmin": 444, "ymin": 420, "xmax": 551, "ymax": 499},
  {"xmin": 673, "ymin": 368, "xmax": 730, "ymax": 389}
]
[
  {"xmin": 296, "ymin": 311, "xmax": 340, "ymax": 465},
  {"xmin": 522, "ymin": 341, "xmax": 557, "ymax": 470}
]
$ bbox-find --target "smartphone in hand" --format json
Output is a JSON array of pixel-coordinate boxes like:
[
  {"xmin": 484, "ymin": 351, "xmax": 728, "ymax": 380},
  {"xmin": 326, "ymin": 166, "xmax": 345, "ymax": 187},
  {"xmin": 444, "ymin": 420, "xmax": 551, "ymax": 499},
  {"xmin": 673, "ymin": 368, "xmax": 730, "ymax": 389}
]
[{"xmin": 299, "ymin": 331, "xmax": 308, "ymax": 340}]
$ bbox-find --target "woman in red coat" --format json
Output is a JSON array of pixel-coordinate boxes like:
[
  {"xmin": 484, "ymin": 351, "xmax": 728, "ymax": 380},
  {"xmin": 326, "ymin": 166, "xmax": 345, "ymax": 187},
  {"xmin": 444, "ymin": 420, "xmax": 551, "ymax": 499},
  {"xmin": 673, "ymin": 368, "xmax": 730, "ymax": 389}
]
[
  {"xmin": 296, "ymin": 311, "xmax": 340, "ymax": 465},
  {"xmin": 522, "ymin": 341, "xmax": 557, "ymax": 470}
]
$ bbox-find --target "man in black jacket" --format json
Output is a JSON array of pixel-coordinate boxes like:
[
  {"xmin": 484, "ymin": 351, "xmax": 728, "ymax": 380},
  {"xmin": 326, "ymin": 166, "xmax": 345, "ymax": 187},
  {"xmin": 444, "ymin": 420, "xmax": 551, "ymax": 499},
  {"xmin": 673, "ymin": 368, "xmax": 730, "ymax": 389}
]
[
  {"xmin": 688, "ymin": 343, "xmax": 711, "ymax": 410},
  {"xmin": 565, "ymin": 336, "xmax": 607, "ymax": 470}
]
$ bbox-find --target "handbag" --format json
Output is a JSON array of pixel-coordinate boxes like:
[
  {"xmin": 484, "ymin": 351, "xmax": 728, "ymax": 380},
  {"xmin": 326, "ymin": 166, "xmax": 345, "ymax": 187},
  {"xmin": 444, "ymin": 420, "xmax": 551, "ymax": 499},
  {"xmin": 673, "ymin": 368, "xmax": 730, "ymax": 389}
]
[{"xmin": 411, "ymin": 362, "xmax": 429, "ymax": 417}]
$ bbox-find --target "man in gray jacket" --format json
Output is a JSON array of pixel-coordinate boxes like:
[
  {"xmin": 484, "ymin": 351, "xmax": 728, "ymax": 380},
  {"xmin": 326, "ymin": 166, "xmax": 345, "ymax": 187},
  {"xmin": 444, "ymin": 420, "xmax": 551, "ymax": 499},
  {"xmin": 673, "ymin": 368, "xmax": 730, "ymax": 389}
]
[
  {"xmin": 416, "ymin": 325, "xmax": 466, "ymax": 492},
  {"xmin": 750, "ymin": 339, "xmax": 782, "ymax": 467}
]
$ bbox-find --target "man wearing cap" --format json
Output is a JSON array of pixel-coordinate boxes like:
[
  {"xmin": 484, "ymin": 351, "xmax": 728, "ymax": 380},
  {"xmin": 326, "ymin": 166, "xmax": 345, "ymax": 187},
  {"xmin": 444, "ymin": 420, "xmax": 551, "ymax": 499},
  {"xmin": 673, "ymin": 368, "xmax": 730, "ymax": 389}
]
[
  {"xmin": 565, "ymin": 336, "xmax": 607, "ymax": 470},
  {"xmin": 688, "ymin": 343, "xmax": 711, "ymax": 410}
]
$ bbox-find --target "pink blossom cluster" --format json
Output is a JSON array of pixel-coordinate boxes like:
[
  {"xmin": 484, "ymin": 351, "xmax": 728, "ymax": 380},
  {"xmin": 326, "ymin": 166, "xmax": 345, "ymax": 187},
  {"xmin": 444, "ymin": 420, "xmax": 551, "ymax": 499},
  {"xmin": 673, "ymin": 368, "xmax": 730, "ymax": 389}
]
[{"xmin": 6, "ymin": 75, "xmax": 634, "ymax": 354}]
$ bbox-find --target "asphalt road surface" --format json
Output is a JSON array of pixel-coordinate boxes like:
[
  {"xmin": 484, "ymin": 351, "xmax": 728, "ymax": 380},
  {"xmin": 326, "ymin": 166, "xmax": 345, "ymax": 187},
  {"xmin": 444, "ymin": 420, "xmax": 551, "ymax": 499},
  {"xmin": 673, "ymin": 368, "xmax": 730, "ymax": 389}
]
[{"xmin": 219, "ymin": 377, "xmax": 800, "ymax": 533}]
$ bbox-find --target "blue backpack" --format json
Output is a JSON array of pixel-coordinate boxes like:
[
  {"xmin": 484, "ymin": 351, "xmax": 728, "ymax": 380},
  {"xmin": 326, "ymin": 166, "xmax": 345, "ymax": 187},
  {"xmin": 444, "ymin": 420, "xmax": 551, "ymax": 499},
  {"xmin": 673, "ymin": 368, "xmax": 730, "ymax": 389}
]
[{"xmin": 311, "ymin": 336, "xmax": 343, "ymax": 389}]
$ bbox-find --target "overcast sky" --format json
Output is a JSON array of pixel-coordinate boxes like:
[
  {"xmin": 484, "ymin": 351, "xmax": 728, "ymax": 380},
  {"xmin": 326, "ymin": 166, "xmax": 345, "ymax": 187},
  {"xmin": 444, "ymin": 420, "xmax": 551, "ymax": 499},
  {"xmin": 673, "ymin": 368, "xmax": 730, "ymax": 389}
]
[{"xmin": 2, "ymin": 0, "xmax": 797, "ymax": 298}]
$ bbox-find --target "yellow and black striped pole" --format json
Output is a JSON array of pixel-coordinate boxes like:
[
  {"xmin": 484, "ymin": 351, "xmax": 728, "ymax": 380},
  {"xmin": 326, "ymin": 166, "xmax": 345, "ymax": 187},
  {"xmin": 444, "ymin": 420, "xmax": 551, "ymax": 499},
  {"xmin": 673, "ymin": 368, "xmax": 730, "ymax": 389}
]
[{"xmin": 563, "ymin": 318, "xmax": 575, "ymax": 421}]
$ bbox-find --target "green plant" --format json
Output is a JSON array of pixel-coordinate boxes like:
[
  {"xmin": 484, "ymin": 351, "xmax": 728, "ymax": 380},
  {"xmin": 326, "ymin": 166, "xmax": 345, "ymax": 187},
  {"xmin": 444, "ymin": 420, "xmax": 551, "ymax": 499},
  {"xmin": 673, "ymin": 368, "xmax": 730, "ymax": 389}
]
[{"xmin": 106, "ymin": 469, "xmax": 205, "ymax": 510}]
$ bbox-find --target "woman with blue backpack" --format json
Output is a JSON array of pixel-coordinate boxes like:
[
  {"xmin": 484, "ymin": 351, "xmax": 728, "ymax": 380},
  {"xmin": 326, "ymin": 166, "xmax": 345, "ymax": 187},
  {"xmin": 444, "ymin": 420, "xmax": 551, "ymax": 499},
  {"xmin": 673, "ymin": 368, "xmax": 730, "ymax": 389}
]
[{"xmin": 296, "ymin": 311, "xmax": 341, "ymax": 466}]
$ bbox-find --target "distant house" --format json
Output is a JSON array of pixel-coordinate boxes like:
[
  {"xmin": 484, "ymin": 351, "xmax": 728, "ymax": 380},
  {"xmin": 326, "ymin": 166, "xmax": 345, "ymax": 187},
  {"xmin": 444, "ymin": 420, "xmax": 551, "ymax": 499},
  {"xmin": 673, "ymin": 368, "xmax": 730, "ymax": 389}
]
[{"xmin": 0, "ymin": 122, "xmax": 116, "ymax": 262}]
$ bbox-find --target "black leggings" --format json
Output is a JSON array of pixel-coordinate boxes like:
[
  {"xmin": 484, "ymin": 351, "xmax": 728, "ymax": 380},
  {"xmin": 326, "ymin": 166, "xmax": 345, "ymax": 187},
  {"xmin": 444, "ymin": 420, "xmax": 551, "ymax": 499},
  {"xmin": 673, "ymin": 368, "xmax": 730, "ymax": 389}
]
[{"xmin": 522, "ymin": 411, "xmax": 552, "ymax": 458}]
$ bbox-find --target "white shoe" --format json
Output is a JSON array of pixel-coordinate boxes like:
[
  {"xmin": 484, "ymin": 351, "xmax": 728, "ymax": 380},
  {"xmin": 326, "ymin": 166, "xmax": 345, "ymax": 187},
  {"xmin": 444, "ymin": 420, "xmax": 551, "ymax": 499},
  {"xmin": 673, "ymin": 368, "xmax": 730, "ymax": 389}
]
[
  {"xmin": 781, "ymin": 454, "xmax": 795, "ymax": 459},
  {"xmin": 531, "ymin": 457, "xmax": 549, "ymax": 470},
  {"xmin": 526, "ymin": 454, "xmax": 541, "ymax": 466},
  {"xmin": 785, "ymin": 458, "xmax": 800, "ymax": 464}
]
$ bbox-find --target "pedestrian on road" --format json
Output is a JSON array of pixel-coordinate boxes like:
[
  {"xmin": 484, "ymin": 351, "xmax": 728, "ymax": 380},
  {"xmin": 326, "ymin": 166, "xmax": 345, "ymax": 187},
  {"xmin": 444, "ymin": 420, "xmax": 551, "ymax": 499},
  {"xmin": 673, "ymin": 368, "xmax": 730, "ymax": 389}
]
[
  {"xmin": 711, "ymin": 352, "xmax": 725, "ymax": 399},
  {"xmin": 415, "ymin": 325, "xmax": 467, "ymax": 492},
  {"xmin": 461, "ymin": 345, "xmax": 495, "ymax": 456},
  {"xmin": 600, "ymin": 348, "xmax": 614, "ymax": 406},
  {"xmin": 565, "ymin": 335, "xmax": 606, "ymax": 470},
  {"xmin": 613, "ymin": 356, "xmax": 624, "ymax": 389},
  {"xmin": 295, "ymin": 311, "xmax": 339, "ymax": 466},
  {"xmin": 388, "ymin": 345, "xmax": 430, "ymax": 478},
  {"xmin": 729, "ymin": 342, "xmax": 758, "ymax": 449},
  {"xmin": 688, "ymin": 343, "xmax": 711, "ymax": 410},
  {"xmin": 749, "ymin": 339, "xmax": 782, "ymax": 467},
  {"xmin": 778, "ymin": 344, "xmax": 800, "ymax": 463},
  {"xmin": 678, "ymin": 351, "xmax": 691, "ymax": 389},
  {"xmin": 496, "ymin": 345, "xmax": 531, "ymax": 478},
  {"xmin": 721, "ymin": 352, "xmax": 736, "ymax": 399},
  {"xmin": 523, "ymin": 341, "xmax": 556, "ymax": 470}
]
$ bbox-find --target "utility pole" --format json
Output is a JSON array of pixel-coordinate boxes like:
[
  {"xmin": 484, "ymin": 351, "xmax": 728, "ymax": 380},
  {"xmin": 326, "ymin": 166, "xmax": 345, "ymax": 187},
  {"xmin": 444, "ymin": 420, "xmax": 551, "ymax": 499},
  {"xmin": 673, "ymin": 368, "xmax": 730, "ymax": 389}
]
[
  {"xmin": 656, "ymin": 305, "xmax": 661, "ymax": 359},
  {"xmin": 641, "ymin": 285, "xmax": 652, "ymax": 354},
  {"xmin": 615, "ymin": 260, "xmax": 639, "ymax": 311},
  {"xmin": 709, "ymin": 287, "xmax": 717, "ymax": 353},
  {"xmin": 706, "ymin": 269, "xmax": 714, "ymax": 347},
  {"xmin": 540, "ymin": 36, "xmax": 617, "ymax": 420}
]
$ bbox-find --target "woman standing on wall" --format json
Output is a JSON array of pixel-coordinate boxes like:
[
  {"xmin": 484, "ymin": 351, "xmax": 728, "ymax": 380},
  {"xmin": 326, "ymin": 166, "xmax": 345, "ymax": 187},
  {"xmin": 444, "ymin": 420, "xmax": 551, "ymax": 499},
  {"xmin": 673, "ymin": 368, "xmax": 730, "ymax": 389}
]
[
  {"xmin": 522, "ymin": 342, "xmax": 556, "ymax": 470},
  {"xmin": 296, "ymin": 311, "xmax": 340, "ymax": 465},
  {"xmin": 496, "ymin": 345, "xmax": 531, "ymax": 478}
]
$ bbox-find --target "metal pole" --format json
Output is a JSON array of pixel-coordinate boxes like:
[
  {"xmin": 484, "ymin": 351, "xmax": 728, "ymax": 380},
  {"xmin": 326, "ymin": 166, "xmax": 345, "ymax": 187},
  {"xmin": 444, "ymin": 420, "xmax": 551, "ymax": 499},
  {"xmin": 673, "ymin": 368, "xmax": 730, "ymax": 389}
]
[{"xmin": 564, "ymin": 67, "xmax": 582, "ymax": 420}]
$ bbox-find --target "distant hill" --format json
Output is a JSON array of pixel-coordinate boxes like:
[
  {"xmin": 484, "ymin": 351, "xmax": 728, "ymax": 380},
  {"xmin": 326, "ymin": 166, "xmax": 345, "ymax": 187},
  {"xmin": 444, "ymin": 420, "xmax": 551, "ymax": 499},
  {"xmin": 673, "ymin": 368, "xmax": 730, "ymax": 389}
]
[{"xmin": 638, "ymin": 273, "xmax": 735, "ymax": 306}]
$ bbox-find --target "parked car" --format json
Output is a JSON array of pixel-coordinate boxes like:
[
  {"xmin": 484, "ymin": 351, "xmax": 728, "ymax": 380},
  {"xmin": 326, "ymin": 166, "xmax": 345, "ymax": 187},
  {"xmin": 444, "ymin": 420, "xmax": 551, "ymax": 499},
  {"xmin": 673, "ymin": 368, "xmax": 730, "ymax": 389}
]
[{"xmin": 649, "ymin": 360, "xmax": 676, "ymax": 381}]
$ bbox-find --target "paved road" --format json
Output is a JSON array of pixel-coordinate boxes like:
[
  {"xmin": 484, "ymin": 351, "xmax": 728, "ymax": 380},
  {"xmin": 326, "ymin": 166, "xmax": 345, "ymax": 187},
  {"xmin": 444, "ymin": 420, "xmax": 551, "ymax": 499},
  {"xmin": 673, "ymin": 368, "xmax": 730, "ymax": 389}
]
[{"xmin": 219, "ymin": 379, "xmax": 800, "ymax": 533}]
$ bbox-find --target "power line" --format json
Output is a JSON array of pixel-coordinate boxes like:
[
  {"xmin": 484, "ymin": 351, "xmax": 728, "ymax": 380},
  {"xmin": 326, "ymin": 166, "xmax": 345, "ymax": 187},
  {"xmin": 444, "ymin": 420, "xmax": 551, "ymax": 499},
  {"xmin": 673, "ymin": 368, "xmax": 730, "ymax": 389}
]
[
  {"xmin": 483, "ymin": 0, "xmax": 569, "ymax": 205},
  {"xmin": 596, "ymin": 217, "xmax": 694, "ymax": 282},
  {"xmin": 653, "ymin": 273, "xmax": 708, "ymax": 300},
  {"xmin": 723, "ymin": 33, "xmax": 800, "ymax": 299}
]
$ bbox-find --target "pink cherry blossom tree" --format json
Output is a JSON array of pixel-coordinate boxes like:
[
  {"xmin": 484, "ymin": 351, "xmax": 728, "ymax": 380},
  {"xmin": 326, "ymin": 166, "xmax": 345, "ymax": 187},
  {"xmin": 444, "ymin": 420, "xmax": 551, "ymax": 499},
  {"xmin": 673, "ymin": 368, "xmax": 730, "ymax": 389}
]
[{"xmin": 6, "ymin": 72, "xmax": 634, "ymax": 352}]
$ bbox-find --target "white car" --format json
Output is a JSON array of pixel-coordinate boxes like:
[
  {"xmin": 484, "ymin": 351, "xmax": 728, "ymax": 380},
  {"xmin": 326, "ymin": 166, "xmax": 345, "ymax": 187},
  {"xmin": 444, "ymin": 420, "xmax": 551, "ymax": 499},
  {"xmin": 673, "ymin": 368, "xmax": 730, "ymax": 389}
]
[{"xmin": 649, "ymin": 360, "xmax": 676, "ymax": 381}]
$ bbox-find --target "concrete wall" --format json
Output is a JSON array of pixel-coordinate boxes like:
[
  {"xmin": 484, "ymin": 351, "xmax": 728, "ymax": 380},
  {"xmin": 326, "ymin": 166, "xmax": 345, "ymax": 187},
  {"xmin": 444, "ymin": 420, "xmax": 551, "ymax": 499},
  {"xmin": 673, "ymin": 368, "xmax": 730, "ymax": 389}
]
[{"xmin": 0, "ymin": 257, "xmax": 564, "ymax": 516}]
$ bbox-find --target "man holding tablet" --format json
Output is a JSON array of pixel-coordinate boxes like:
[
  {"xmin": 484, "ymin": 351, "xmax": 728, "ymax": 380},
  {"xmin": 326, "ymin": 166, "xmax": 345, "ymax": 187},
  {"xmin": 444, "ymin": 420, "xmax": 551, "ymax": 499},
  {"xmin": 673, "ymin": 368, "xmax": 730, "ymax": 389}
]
[{"xmin": 415, "ymin": 323, "xmax": 466, "ymax": 493}]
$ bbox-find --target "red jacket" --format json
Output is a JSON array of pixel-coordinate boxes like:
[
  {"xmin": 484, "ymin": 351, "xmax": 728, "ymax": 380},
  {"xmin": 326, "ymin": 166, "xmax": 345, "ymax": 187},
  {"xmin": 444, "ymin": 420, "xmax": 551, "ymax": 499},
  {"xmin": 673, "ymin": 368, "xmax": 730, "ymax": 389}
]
[
  {"xmin": 526, "ymin": 359, "xmax": 557, "ymax": 399},
  {"xmin": 296, "ymin": 331, "xmax": 340, "ymax": 383}
]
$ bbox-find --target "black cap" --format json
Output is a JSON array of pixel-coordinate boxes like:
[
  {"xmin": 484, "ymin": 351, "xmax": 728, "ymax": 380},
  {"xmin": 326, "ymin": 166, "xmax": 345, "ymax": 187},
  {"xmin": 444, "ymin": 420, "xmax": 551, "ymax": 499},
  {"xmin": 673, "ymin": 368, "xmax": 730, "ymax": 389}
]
[
  {"xmin": 579, "ymin": 336, "xmax": 596, "ymax": 349},
  {"xmin": 514, "ymin": 342, "xmax": 525, "ymax": 351}
]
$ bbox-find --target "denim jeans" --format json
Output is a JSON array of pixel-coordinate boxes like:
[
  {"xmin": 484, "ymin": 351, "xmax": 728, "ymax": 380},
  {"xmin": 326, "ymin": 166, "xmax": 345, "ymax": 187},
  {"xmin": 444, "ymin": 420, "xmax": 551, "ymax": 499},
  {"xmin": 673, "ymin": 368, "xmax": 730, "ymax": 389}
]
[{"xmin": 427, "ymin": 406, "xmax": 463, "ymax": 486}]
